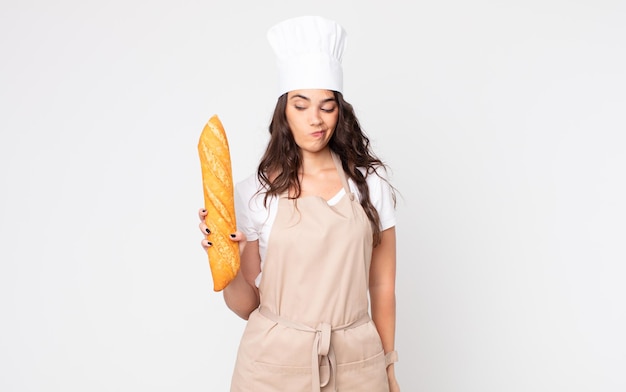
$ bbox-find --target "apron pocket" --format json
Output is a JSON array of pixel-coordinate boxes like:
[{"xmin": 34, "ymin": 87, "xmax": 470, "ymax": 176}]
[
  {"xmin": 250, "ymin": 361, "xmax": 314, "ymax": 391},
  {"xmin": 336, "ymin": 350, "xmax": 389, "ymax": 391}
]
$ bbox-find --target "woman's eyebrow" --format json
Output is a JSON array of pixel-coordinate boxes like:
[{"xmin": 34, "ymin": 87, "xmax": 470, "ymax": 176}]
[{"xmin": 289, "ymin": 94, "xmax": 310, "ymax": 101}]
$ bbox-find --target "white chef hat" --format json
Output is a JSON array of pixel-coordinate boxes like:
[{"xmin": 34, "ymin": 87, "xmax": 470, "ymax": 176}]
[{"xmin": 267, "ymin": 15, "xmax": 347, "ymax": 96}]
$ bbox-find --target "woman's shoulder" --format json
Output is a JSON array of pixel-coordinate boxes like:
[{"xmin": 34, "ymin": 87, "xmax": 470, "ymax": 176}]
[
  {"xmin": 358, "ymin": 164, "xmax": 393, "ymax": 187},
  {"xmin": 235, "ymin": 172, "xmax": 261, "ymax": 194},
  {"xmin": 235, "ymin": 172, "xmax": 273, "ymax": 211},
  {"xmin": 358, "ymin": 165, "xmax": 397, "ymax": 228},
  {"xmin": 348, "ymin": 165, "xmax": 394, "ymax": 199}
]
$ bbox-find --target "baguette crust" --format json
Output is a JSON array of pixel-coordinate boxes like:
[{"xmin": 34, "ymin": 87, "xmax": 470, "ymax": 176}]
[{"xmin": 198, "ymin": 115, "xmax": 240, "ymax": 291}]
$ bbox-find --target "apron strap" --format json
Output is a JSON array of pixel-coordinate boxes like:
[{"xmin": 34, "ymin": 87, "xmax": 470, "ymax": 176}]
[{"xmin": 330, "ymin": 151, "xmax": 355, "ymax": 201}]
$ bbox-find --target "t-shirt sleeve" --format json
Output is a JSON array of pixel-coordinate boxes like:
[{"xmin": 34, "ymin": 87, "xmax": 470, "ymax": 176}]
[
  {"xmin": 234, "ymin": 174, "xmax": 260, "ymax": 241},
  {"xmin": 366, "ymin": 169, "xmax": 397, "ymax": 231}
]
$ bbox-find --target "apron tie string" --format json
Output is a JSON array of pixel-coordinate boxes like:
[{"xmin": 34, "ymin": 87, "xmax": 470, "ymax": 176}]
[
  {"xmin": 259, "ymin": 306, "xmax": 369, "ymax": 392},
  {"xmin": 314, "ymin": 322, "xmax": 333, "ymax": 389}
]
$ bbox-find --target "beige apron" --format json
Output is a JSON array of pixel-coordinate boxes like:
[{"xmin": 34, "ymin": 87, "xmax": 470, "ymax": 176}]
[{"xmin": 231, "ymin": 153, "xmax": 389, "ymax": 392}]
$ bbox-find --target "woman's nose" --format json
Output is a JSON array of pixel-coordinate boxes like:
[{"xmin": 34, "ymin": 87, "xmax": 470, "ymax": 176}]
[{"xmin": 309, "ymin": 112, "xmax": 322, "ymax": 126}]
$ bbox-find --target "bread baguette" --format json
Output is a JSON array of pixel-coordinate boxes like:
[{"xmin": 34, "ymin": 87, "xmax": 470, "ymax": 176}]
[{"xmin": 197, "ymin": 114, "xmax": 240, "ymax": 291}]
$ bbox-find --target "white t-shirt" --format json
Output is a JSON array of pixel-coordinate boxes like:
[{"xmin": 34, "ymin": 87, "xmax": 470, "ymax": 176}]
[{"xmin": 234, "ymin": 168, "xmax": 397, "ymax": 286}]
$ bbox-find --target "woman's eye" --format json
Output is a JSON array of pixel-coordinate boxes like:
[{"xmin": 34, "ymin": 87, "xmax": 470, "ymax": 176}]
[
  {"xmin": 321, "ymin": 107, "xmax": 336, "ymax": 113},
  {"xmin": 294, "ymin": 106, "xmax": 306, "ymax": 111}
]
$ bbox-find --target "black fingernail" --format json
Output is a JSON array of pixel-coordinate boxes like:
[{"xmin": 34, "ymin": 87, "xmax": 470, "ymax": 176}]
[
  {"xmin": 205, "ymin": 228, "xmax": 211, "ymax": 234},
  {"xmin": 202, "ymin": 209, "xmax": 206, "ymax": 212},
  {"xmin": 230, "ymin": 234, "xmax": 236, "ymax": 238},
  {"xmin": 206, "ymin": 241, "xmax": 212, "ymax": 246}
]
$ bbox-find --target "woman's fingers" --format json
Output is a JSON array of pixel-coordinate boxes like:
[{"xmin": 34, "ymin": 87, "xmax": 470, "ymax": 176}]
[
  {"xmin": 199, "ymin": 208, "xmax": 211, "ymax": 253},
  {"xmin": 200, "ymin": 238, "xmax": 212, "ymax": 252},
  {"xmin": 198, "ymin": 207, "xmax": 212, "ymax": 235},
  {"xmin": 199, "ymin": 208, "xmax": 244, "ymax": 254},
  {"xmin": 199, "ymin": 221, "xmax": 211, "ymax": 235},
  {"xmin": 229, "ymin": 231, "xmax": 247, "ymax": 254},
  {"xmin": 228, "ymin": 231, "xmax": 246, "ymax": 242}
]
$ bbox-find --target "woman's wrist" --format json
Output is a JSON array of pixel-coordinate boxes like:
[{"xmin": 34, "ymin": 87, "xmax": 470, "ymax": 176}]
[{"xmin": 384, "ymin": 350, "xmax": 398, "ymax": 368}]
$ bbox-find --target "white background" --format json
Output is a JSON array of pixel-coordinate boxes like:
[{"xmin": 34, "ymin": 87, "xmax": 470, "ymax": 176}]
[{"xmin": 1, "ymin": 1, "xmax": 625, "ymax": 391}]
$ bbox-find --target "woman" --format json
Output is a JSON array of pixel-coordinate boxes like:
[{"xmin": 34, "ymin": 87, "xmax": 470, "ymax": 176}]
[{"xmin": 199, "ymin": 16, "xmax": 400, "ymax": 391}]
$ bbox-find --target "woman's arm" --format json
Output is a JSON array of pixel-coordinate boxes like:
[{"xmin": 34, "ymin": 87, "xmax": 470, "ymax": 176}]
[
  {"xmin": 222, "ymin": 237, "xmax": 261, "ymax": 320},
  {"xmin": 199, "ymin": 209, "xmax": 260, "ymax": 320},
  {"xmin": 369, "ymin": 226, "xmax": 400, "ymax": 390}
]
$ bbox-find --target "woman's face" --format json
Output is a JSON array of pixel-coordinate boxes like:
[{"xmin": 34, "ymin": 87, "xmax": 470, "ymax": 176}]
[{"xmin": 285, "ymin": 89, "xmax": 338, "ymax": 155}]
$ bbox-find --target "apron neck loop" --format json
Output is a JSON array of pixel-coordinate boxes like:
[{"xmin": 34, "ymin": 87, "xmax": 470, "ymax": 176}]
[{"xmin": 331, "ymin": 151, "xmax": 355, "ymax": 201}]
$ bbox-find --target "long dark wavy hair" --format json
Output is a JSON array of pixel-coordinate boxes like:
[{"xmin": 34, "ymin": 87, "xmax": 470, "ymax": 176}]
[{"xmin": 257, "ymin": 91, "xmax": 396, "ymax": 246}]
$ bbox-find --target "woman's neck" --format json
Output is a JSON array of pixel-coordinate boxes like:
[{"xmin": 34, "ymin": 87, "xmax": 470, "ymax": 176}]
[{"xmin": 299, "ymin": 148, "xmax": 335, "ymax": 176}]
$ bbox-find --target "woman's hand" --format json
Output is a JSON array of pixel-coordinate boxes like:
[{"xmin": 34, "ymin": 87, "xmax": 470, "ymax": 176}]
[
  {"xmin": 198, "ymin": 207, "xmax": 259, "ymax": 319},
  {"xmin": 198, "ymin": 208, "xmax": 212, "ymax": 251},
  {"xmin": 387, "ymin": 365, "xmax": 400, "ymax": 392},
  {"xmin": 198, "ymin": 208, "xmax": 247, "ymax": 254}
]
